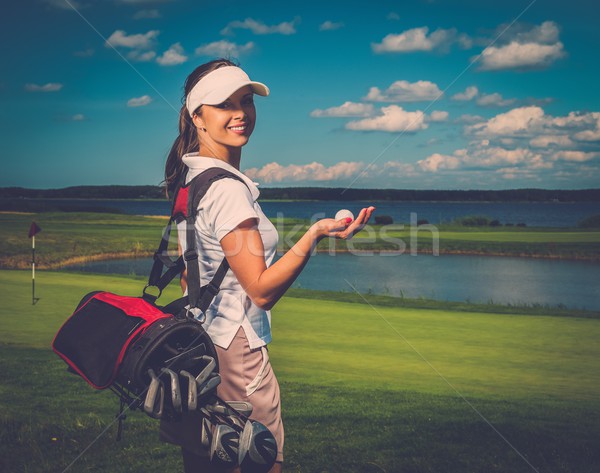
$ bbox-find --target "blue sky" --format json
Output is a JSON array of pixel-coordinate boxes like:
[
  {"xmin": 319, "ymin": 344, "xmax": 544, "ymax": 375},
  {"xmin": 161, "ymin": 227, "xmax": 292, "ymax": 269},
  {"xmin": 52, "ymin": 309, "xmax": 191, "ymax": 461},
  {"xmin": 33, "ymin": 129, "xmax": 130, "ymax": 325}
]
[{"xmin": 2, "ymin": 0, "xmax": 599, "ymax": 189}]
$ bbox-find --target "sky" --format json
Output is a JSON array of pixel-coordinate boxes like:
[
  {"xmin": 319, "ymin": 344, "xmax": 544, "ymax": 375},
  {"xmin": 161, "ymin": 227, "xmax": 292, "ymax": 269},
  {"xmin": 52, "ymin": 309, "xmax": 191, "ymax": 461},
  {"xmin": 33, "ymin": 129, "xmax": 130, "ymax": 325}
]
[{"xmin": 1, "ymin": 0, "xmax": 599, "ymax": 190}]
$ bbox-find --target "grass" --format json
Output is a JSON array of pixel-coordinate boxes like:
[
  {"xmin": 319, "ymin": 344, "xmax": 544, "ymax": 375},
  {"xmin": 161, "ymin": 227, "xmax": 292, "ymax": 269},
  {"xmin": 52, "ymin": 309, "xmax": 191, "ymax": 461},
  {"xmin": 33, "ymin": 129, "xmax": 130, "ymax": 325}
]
[
  {"xmin": 1, "ymin": 212, "xmax": 599, "ymax": 270},
  {"xmin": 1, "ymin": 270, "xmax": 599, "ymax": 472}
]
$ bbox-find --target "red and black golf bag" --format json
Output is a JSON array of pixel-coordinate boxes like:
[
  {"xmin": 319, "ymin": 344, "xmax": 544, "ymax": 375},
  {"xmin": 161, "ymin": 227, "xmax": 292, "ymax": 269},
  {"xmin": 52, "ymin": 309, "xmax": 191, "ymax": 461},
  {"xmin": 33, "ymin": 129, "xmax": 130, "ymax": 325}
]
[{"xmin": 52, "ymin": 168, "xmax": 277, "ymax": 472}]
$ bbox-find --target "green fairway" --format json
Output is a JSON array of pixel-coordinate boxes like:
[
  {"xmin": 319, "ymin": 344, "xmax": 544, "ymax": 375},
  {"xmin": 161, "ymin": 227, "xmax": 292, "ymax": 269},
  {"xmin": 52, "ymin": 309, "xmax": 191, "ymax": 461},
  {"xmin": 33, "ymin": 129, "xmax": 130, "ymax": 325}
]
[
  {"xmin": 1, "ymin": 270, "xmax": 599, "ymax": 472},
  {"xmin": 1, "ymin": 212, "xmax": 599, "ymax": 270}
]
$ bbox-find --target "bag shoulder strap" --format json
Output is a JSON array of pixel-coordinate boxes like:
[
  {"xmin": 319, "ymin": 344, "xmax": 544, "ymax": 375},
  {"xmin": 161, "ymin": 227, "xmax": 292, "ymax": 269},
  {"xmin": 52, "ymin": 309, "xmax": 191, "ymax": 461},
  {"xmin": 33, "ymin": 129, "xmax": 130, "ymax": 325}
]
[
  {"xmin": 144, "ymin": 167, "xmax": 247, "ymax": 316},
  {"xmin": 183, "ymin": 168, "xmax": 246, "ymax": 313}
]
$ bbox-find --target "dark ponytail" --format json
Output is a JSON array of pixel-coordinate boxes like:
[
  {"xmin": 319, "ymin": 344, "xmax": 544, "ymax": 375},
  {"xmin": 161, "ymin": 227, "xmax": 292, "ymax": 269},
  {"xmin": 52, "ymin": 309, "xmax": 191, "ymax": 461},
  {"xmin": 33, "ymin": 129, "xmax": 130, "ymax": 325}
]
[{"xmin": 163, "ymin": 58, "xmax": 238, "ymax": 195}]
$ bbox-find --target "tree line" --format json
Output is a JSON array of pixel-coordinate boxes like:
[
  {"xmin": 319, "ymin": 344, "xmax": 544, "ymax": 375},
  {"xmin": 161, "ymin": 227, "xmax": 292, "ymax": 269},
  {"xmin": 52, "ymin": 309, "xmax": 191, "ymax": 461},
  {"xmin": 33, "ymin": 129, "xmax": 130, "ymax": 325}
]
[{"xmin": 1, "ymin": 186, "xmax": 599, "ymax": 202}]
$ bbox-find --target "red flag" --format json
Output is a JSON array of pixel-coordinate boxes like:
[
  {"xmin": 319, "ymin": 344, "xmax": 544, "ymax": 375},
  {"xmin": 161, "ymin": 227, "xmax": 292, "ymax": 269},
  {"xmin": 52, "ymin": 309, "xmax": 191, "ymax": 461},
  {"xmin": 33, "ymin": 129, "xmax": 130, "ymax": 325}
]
[{"xmin": 28, "ymin": 221, "xmax": 42, "ymax": 238}]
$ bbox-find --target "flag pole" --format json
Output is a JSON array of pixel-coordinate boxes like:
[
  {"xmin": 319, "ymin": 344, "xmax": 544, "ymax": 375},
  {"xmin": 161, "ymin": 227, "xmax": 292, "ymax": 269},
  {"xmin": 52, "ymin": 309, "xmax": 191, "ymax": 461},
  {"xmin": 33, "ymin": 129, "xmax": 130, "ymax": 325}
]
[
  {"xmin": 29, "ymin": 221, "xmax": 41, "ymax": 305},
  {"xmin": 32, "ymin": 234, "xmax": 37, "ymax": 305}
]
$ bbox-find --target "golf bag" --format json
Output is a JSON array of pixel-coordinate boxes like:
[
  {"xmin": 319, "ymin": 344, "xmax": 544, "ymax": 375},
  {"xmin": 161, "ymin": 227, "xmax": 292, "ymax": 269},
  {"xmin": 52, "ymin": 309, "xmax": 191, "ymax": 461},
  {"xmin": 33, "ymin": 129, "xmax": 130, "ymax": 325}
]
[{"xmin": 52, "ymin": 168, "xmax": 277, "ymax": 472}]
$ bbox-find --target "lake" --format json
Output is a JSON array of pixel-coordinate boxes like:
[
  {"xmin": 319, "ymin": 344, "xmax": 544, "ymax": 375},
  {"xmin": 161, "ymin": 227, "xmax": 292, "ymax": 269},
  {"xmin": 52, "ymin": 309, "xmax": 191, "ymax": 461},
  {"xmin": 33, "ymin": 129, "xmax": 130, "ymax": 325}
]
[
  {"xmin": 64, "ymin": 253, "xmax": 600, "ymax": 311},
  {"xmin": 38, "ymin": 199, "xmax": 599, "ymax": 227}
]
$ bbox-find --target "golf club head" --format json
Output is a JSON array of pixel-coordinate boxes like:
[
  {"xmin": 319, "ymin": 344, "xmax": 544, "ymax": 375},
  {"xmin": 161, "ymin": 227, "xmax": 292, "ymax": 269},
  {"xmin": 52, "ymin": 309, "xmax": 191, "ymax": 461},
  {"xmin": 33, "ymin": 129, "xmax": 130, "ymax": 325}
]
[
  {"xmin": 179, "ymin": 370, "xmax": 197, "ymax": 411},
  {"xmin": 201, "ymin": 416, "xmax": 214, "ymax": 450},
  {"xmin": 238, "ymin": 420, "xmax": 277, "ymax": 473},
  {"xmin": 143, "ymin": 369, "xmax": 164, "ymax": 419},
  {"xmin": 195, "ymin": 355, "xmax": 217, "ymax": 386},
  {"xmin": 160, "ymin": 368, "xmax": 182, "ymax": 414},
  {"xmin": 198, "ymin": 373, "xmax": 221, "ymax": 398},
  {"xmin": 210, "ymin": 423, "xmax": 240, "ymax": 471}
]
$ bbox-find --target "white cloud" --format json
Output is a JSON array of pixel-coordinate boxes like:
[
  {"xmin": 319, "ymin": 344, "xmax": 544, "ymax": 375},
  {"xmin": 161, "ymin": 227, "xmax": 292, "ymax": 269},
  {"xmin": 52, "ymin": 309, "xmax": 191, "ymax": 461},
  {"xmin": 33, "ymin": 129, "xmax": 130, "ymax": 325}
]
[
  {"xmin": 529, "ymin": 135, "xmax": 573, "ymax": 148},
  {"xmin": 476, "ymin": 93, "xmax": 515, "ymax": 107},
  {"xmin": 156, "ymin": 43, "xmax": 187, "ymax": 66},
  {"xmin": 418, "ymin": 153, "xmax": 461, "ymax": 171},
  {"xmin": 24, "ymin": 82, "xmax": 63, "ymax": 92},
  {"xmin": 428, "ymin": 111, "xmax": 449, "ymax": 122},
  {"xmin": 387, "ymin": 12, "xmax": 400, "ymax": 21},
  {"xmin": 553, "ymin": 151, "xmax": 598, "ymax": 162},
  {"xmin": 346, "ymin": 105, "xmax": 427, "ymax": 132},
  {"xmin": 221, "ymin": 17, "xmax": 299, "ymax": 35},
  {"xmin": 479, "ymin": 41, "xmax": 565, "ymax": 71},
  {"xmin": 319, "ymin": 20, "xmax": 344, "ymax": 31},
  {"xmin": 127, "ymin": 95, "xmax": 153, "ymax": 107},
  {"xmin": 365, "ymin": 80, "xmax": 442, "ymax": 102},
  {"xmin": 310, "ymin": 102, "xmax": 374, "ymax": 118},
  {"xmin": 195, "ymin": 40, "xmax": 255, "ymax": 57},
  {"xmin": 451, "ymin": 86, "xmax": 479, "ymax": 101},
  {"xmin": 467, "ymin": 106, "xmax": 546, "ymax": 137},
  {"xmin": 105, "ymin": 29, "xmax": 159, "ymax": 49},
  {"xmin": 72, "ymin": 114, "xmax": 85, "ymax": 121},
  {"xmin": 244, "ymin": 161, "xmax": 363, "ymax": 183},
  {"xmin": 372, "ymin": 26, "xmax": 470, "ymax": 53},
  {"xmin": 476, "ymin": 22, "xmax": 565, "ymax": 71},
  {"xmin": 128, "ymin": 50, "xmax": 156, "ymax": 62}
]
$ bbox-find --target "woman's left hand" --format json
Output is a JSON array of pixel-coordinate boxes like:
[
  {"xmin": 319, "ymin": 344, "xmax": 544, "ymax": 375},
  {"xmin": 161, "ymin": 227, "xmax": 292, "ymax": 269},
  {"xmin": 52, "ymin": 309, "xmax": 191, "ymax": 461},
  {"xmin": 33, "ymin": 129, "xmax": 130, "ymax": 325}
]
[{"xmin": 311, "ymin": 206, "xmax": 376, "ymax": 241}]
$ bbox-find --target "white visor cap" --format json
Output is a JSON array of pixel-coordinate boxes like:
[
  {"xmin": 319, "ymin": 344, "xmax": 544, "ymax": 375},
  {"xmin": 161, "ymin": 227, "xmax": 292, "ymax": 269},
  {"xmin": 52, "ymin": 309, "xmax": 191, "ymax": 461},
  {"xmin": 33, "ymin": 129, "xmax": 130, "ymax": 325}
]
[{"xmin": 186, "ymin": 66, "xmax": 269, "ymax": 117}]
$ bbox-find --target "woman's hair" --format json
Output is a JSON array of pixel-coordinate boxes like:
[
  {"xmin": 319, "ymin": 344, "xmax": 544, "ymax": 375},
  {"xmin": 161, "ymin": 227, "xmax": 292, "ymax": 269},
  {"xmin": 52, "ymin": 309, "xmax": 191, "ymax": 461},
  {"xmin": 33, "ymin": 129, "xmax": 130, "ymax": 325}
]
[{"xmin": 163, "ymin": 58, "xmax": 238, "ymax": 195}]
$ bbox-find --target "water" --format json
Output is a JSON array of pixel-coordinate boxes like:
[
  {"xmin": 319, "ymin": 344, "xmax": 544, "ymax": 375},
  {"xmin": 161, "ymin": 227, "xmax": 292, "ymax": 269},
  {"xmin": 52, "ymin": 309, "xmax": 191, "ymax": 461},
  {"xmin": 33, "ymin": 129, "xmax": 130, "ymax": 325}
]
[
  {"xmin": 64, "ymin": 253, "xmax": 600, "ymax": 311},
  {"xmin": 33, "ymin": 199, "xmax": 599, "ymax": 227}
]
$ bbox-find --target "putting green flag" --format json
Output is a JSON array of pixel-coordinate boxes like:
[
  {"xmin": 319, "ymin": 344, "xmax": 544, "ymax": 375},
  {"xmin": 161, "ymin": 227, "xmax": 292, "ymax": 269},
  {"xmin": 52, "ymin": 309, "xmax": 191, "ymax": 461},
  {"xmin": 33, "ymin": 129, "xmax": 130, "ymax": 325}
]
[{"xmin": 28, "ymin": 221, "xmax": 42, "ymax": 238}]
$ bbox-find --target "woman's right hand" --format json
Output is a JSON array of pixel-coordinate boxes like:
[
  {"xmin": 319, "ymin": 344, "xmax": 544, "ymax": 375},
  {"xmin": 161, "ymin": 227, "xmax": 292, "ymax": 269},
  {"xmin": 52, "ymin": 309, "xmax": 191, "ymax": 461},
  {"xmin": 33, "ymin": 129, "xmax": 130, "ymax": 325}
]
[{"xmin": 311, "ymin": 206, "xmax": 376, "ymax": 241}]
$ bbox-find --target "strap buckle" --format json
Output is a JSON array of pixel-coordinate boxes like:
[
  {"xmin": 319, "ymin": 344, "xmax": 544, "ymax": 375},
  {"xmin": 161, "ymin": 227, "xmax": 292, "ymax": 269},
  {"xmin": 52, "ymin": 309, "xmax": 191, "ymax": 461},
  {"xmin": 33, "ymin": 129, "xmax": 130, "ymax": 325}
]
[{"xmin": 183, "ymin": 248, "xmax": 198, "ymax": 261}]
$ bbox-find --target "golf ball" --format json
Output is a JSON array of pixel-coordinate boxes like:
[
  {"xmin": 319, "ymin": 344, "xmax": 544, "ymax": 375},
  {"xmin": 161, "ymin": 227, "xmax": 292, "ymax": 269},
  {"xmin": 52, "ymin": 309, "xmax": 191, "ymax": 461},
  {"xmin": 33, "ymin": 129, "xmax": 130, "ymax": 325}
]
[{"xmin": 335, "ymin": 209, "xmax": 354, "ymax": 221}]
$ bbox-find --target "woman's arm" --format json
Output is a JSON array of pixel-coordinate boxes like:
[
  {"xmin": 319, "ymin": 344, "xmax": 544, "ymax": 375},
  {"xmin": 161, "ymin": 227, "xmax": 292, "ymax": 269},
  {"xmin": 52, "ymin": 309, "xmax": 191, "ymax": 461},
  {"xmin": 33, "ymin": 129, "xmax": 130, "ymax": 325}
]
[{"xmin": 220, "ymin": 206, "xmax": 375, "ymax": 310}]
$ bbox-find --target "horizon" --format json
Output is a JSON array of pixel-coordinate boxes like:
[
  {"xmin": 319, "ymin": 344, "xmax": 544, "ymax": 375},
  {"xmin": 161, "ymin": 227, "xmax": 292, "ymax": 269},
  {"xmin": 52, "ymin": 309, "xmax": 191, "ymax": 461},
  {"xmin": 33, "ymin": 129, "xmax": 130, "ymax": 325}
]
[{"xmin": 2, "ymin": 0, "xmax": 599, "ymax": 190}]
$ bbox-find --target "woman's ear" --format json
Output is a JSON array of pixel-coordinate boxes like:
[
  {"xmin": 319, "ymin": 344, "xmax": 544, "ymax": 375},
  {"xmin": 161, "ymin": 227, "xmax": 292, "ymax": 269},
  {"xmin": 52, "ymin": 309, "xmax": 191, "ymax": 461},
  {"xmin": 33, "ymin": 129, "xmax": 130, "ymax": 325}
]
[{"xmin": 192, "ymin": 113, "xmax": 206, "ymax": 131}]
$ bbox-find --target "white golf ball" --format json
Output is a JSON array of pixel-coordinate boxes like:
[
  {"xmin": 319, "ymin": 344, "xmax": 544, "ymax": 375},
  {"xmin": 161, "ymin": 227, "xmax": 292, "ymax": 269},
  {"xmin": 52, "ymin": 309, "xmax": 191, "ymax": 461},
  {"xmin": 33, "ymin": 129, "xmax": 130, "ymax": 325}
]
[{"xmin": 335, "ymin": 209, "xmax": 354, "ymax": 221}]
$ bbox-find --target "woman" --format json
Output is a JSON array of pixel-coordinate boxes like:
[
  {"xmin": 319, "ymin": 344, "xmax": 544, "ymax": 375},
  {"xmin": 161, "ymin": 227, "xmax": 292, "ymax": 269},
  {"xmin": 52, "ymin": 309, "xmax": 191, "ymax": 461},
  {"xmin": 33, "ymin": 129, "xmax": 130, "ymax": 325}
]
[{"xmin": 160, "ymin": 58, "xmax": 375, "ymax": 472}]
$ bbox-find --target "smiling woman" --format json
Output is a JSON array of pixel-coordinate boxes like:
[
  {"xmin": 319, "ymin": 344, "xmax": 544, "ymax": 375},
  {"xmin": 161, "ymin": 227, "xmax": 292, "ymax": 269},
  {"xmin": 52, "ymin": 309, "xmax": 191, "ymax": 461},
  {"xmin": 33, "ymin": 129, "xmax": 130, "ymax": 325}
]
[{"xmin": 159, "ymin": 58, "xmax": 375, "ymax": 472}]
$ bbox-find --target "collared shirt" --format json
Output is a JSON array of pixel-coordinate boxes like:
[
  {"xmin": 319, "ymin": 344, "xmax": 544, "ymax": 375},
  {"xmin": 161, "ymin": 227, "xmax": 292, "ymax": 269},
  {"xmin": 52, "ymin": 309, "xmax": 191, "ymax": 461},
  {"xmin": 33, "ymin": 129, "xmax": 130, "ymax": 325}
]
[{"xmin": 177, "ymin": 153, "xmax": 279, "ymax": 350}]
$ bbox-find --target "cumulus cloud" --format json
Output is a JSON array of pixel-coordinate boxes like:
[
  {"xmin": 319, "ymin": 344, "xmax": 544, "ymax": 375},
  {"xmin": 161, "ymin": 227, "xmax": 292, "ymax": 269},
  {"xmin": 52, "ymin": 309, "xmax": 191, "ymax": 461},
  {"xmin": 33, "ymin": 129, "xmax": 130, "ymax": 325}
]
[
  {"xmin": 128, "ymin": 50, "xmax": 156, "ymax": 62},
  {"xmin": 106, "ymin": 30, "xmax": 159, "ymax": 49},
  {"xmin": 244, "ymin": 161, "xmax": 364, "ymax": 183},
  {"xmin": 195, "ymin": 40, "xmax": 255, "ymax": 57},
  {"xmin": 553, "ymin": 151, "xmax": 598, "ymax": 162},
  {"xmin": 71, "ymin": 114, "xmax": 85, "ymax": 121},
  {"xmin": 346, "ymin": 105, "xmax": 427, "ymax": 132},
  {"xmin": 477, "ymin": 21, "xmax": 565, "ymax": 71},
  {"xmin": 418, "ymin": 153, "xmax": 462, "ymax": 172},
  {"xmin": 310, "ymin": 102, "xmax": 375, "ymax": 118},
  {"xmin": 451, "ymin": 86, "xmax": 479, "ymax": 101},
  {"xmin": 529, "ymin": 135, "xmax": 573, "ymax": 148},
  {"xmin": 221, "ymin": 17, "xmax": 299, "ymax": 35},
  {"xmin": 428, "ymin": 111, "xmax": 449, "ymax": 122},
  {"xmin": 418, "ymin": 104, "xmax": 600, "ymax": 183},
  {"xmin": 451, "ymin": 86, "xmax": 515, "ymax": 107},
  {"xmin": 387, "ymin": 12, "xmax": 400, "ymax": 21},
  {"xmin": 476, "ymin": 93, "xmax": 516, "ymax": 107},
  {"xmin": 467, "ymin": 106, "xmax": 546, "ymax": 137},
  {"xmin": 365, "ymin": 80, "xmax": 443, "ymax": 102},
  {"xmin": 156, "ymin": 43, "xmax": 187, "ymax": 66},
  {"xmin": 372, "ymin": 26, "xmax": 471, "ymax": 54},
  {"xmin": 319, "ymin": 20, "xmax": 344, "ymax": 31},
  {"xmin": 127, "ymin": 95, "xmax": 152, "ymax": 107},
  {"xmin": 24, "ymin": 82, "xmax": 63, "ymax": 92}
]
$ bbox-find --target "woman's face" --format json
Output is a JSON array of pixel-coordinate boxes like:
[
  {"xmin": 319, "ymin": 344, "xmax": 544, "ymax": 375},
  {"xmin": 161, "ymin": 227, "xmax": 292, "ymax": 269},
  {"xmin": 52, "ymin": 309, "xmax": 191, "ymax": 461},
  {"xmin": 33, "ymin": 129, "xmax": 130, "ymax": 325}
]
[{"xmin": 194, "ymin": 85, "xmax": 256, "ymax": 158}]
